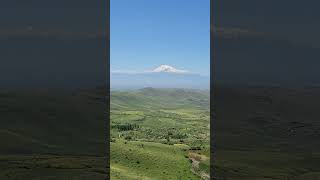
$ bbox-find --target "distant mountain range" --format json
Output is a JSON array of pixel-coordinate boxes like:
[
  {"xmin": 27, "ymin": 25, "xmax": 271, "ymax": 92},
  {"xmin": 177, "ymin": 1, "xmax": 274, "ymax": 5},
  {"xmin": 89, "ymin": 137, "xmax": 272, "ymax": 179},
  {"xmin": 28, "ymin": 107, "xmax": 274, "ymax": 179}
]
[
  {"xmin": 111, "ymin": 65, "xmax": 210, "ymax": 90},
  {"xmin": 111, "ymin": 87, "xmax": 209, "ymax": 111}
]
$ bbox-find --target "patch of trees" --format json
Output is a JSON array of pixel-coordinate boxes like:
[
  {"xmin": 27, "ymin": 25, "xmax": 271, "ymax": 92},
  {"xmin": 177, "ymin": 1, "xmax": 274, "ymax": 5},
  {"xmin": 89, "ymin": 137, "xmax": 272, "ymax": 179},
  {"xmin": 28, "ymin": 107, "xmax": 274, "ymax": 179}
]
[
  {"xmin": 124, "ymin": 136, "xmax": 132, "ymax": 140},
  {"xmin": 112, "ymin": 123, "xmax": 139, "ymax": 131},
  {"xmin": 189, "ymin": 146, "xmax": 202, "ymax": 150},
  {"xmin": 167, "ymin": 130, "xmax": 188, "ymax": 139},
  {"xmin": 171, "ymin": 133, "xmax": 188, "ymax": 139}
]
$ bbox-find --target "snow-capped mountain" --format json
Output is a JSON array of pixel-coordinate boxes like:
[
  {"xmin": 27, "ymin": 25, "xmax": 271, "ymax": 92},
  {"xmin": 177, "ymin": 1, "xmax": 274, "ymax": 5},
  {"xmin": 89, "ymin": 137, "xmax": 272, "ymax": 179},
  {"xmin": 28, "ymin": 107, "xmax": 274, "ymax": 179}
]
[
  {"xmin": 151, "ymin": 65, "xmax": 188, "ymax": 73},
  {"xmin": 111, "ymin": 65, "xmax": 209, "ymax": 90}
]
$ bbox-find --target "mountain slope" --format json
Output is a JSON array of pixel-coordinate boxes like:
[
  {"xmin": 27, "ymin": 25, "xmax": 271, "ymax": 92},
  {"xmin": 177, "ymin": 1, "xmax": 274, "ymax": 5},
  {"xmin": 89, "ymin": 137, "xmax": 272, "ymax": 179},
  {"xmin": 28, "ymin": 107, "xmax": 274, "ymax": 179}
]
[
  {"xmin": 152, "ymin": 64, "xmax": 188, "ymax": 73},
  {"xmin": 111, "ymin": 88, "xmax": 210, "ymax": 111}
]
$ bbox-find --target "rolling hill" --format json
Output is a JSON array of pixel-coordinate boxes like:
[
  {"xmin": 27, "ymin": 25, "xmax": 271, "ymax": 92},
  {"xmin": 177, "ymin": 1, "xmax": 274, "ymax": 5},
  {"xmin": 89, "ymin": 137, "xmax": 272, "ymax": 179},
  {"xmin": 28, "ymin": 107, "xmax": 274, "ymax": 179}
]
[
  {"xmin": 110, "ymin": 88, "xmax": 210, "ymax": 179},
  {"xmin": 111, "ymin": 87, "xmax": 209, "ymax": 110}
]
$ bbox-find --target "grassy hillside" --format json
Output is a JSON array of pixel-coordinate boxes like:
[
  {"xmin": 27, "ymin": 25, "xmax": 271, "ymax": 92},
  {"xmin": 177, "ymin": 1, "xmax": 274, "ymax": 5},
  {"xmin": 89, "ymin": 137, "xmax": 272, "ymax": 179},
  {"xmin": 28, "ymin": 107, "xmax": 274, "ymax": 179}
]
[
  {"xmin": 111, "ymin": 88, "xmax": 209, "ymax": 110},
  {"xmin": 0, "ymin": 88, "xmax": 107, "ymax": 179},
  {"xmin": 110, "ymin": 88, "xmax": 210, "ymax": 180},
  {"xmin": 111, "ymin": 140, "xmax": 197, "ymax": 180},
  {"xmin": 213, "ymin": 85, "xmax": 320, "ymax": 180}
]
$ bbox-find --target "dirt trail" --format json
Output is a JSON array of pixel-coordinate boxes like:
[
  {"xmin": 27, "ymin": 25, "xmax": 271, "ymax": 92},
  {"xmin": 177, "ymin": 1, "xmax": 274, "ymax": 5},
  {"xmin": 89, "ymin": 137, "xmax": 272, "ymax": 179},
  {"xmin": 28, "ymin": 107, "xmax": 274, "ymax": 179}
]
[{"xmin": 189, "ymin": 157, "xmax": 210, "ymax": 180}]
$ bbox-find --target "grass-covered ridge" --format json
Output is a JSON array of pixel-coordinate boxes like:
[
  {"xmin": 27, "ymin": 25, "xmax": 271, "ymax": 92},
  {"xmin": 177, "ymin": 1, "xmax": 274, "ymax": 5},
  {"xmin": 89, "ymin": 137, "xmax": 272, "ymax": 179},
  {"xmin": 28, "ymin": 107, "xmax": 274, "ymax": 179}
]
[{"xmin": 110, "ymin": 88, "xmax": 210, "ymax": 180}]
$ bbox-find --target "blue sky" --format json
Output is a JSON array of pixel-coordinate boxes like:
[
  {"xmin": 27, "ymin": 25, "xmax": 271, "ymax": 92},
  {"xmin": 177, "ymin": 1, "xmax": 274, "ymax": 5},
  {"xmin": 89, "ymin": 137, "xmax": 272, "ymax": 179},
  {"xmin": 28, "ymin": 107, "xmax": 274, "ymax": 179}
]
[{"xmin": 111, "ymin": 0, "xmax": 210, "ymax": 75}]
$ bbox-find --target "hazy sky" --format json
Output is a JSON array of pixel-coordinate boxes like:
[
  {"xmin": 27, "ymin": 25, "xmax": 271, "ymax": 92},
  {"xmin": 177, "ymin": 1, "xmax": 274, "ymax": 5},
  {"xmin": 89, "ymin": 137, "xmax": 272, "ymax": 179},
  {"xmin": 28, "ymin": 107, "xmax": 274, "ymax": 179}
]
[{"xmin": 110, "ymin": 0, "xmax": 210, "ymax": 75}]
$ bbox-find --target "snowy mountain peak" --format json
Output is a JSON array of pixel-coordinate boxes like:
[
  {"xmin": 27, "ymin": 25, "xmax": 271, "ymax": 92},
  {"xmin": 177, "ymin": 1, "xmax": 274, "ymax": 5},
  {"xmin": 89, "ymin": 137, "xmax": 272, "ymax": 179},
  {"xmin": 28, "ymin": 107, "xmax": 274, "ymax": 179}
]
[{"xmin": 152, "ymin": 65, "xmax": 188, "ymax": 73}]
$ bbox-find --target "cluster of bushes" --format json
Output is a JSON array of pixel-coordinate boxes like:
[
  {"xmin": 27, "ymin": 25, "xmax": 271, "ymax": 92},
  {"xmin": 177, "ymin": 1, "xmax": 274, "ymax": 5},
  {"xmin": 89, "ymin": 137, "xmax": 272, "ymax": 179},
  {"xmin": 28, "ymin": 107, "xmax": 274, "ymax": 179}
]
[
  {"xmin": 112, "ymin": 123, "xmax": 139, "ymax": 131},
  {"xmin": 171, "ymin": 132, "xmax": 188, "ymax": 139},
  {"xmin": 124, "ymin": 135, "xmax": 132, "ymax": 140},
  {"xmin": 189, "ymin": 146, "xmax": 202, "ymax": 151}
]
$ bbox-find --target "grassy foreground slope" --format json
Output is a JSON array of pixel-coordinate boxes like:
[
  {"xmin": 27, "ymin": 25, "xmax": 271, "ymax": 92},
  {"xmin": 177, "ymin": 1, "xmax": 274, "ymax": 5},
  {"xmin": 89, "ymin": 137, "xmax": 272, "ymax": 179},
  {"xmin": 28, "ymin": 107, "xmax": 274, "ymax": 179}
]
[
  {"xmin": 0, "ymin": 88, "xmax": 107, "ymax": 179},
  {"xmin": 110, "ymin": 88, "xmax": 210, "ymax": 180},
  {"xmin": 111, "ymin": 140, "xmax": 197, "ymax": 180}
]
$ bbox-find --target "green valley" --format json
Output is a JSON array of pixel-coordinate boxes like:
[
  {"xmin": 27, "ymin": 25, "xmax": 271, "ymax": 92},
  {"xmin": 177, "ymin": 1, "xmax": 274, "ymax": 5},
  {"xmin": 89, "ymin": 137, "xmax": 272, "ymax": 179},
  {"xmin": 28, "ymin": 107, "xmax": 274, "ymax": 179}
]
[{"xmin": 110, "ymin": 88, "xmax": 210, "ymax": 180}]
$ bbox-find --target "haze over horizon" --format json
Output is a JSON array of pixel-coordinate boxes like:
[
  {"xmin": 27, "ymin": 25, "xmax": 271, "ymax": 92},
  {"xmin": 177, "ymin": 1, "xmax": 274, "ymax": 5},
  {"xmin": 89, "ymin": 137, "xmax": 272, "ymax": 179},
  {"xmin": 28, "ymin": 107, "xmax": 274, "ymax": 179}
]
[
  {"xmin": 111, "ymin": 64, "xmax": 206, "ymax": 75},
  {"xmin": 111, "ymin": 64, "xmax": 210, "ymax": 90}
]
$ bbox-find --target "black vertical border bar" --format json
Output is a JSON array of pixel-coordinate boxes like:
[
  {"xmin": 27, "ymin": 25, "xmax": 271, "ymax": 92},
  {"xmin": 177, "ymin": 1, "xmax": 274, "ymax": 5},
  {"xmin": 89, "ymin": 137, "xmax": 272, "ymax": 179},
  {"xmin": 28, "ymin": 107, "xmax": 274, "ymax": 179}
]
[
  {"xmin": 210, "ymin": 0, "xmax": 216, "ymax": 179},
  {"xmin": 105, "ymin": 0, "xmax": 110, "ymax": 179}
]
